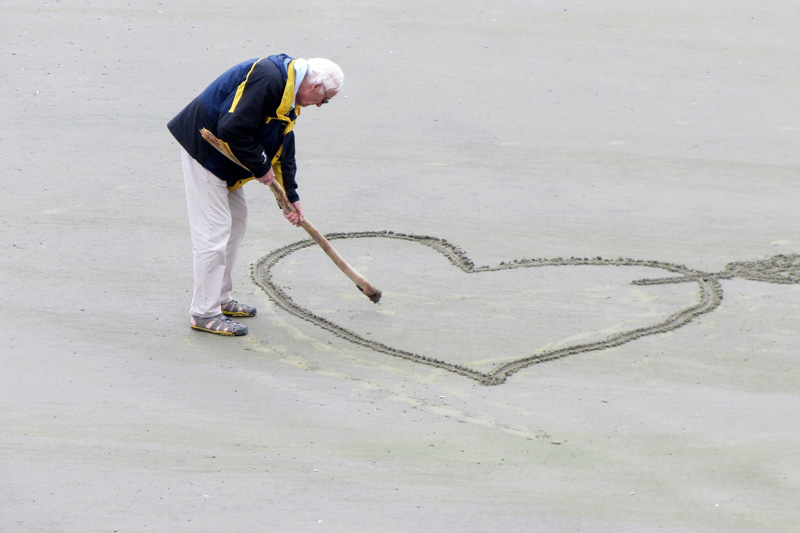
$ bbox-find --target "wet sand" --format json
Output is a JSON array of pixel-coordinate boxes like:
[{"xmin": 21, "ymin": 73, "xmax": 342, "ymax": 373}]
[{"xmin": 2, "ymin": 1, "xmax": 799, "ymax": 531}]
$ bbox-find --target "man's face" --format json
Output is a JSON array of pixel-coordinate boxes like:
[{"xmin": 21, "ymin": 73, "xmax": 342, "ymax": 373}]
[{"xmin": 296, "ymin": 80, "xmax": 337, "ymax": 108}]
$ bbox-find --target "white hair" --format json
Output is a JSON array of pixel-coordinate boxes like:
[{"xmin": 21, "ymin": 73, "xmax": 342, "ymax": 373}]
[{"xmin": 305, "ymin": 57, "xmax": 344, "ymax": 92}]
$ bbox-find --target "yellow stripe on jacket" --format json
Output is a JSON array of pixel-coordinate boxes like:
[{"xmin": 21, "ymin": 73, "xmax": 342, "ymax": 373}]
[{"xmin": 228, "ymin": 59, "xmax": 263, "ymax": 113}]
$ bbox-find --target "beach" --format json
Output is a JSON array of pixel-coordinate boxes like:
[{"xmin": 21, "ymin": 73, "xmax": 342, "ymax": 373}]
[{"xmin": 2, "ymin": 1, "xmax": 799, "ymax": 531}]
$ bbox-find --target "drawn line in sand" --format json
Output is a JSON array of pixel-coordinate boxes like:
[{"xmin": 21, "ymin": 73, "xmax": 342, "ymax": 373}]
[{"xmin": 252, "ymin": 231, "xmax": 799, "ymax": 386}]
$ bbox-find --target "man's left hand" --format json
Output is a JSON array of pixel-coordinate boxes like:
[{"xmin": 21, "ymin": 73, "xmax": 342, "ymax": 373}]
[{"xmin": 284, "ymin": 200, "xmax": 305, "ymax": 227}]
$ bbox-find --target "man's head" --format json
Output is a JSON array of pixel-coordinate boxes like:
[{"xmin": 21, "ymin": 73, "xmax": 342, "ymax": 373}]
[{"xmin": 296, "ymin": 58, "xmax": 344, "ymax": 108}]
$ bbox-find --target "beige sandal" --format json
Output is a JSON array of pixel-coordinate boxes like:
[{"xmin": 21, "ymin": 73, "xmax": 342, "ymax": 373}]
[{"xmin": 191, "ymin": 314, "xmax": 248, "ymax": 336}]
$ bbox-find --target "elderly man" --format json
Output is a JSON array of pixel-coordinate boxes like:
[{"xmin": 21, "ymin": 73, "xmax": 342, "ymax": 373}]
[{"xmin": 168, "ymin": 54, "xmax": 343, "ymax": 336}]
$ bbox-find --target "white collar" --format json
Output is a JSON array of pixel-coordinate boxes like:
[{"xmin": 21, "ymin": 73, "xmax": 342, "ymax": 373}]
[{"xmin": 292, "ymin": 58, "xmax": 308, "ymax": 110}]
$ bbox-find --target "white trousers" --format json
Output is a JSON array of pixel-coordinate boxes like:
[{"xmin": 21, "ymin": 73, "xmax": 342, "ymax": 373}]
[{"xmin": 181, "ymin": 148, "xmax": 248, "ymax": 318}]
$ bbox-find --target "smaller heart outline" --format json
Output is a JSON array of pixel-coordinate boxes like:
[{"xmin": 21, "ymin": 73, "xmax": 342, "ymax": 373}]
[{"xmin": 252, "ymin": 231, "xmax": 798, "ymax": 386}]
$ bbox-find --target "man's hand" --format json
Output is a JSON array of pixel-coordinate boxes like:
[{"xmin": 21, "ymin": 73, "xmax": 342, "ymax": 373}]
[
  {"xmin": 284, "ymin": 200, "xmax": 305, "ymax": 227},
  {"xmin": 256, "ymin": 167, "xmax": 275, "ymax": 186}
]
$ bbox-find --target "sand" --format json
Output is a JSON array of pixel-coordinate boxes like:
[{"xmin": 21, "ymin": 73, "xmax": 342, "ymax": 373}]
[{"xmin": 2, "ymin": 1, "xmax": 799, "ymax": 531}]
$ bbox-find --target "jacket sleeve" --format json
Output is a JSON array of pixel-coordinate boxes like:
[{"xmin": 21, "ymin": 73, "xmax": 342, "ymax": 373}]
[
  {"xmin": 280, "ymin": 131, "xmax": 299, "ymax": 203},
  {"xmin": 216, "ymin": 61, "xmax": 282, "ymax": 178}
]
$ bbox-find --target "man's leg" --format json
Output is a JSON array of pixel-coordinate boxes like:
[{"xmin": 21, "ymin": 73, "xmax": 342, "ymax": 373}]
[
  {"xmin": 219, "ymin": 186, "xmax": 248, "ymax": 306},
  {"xmin": 181, "ymin": 148, "xmax": 232, "ymax": 319}
]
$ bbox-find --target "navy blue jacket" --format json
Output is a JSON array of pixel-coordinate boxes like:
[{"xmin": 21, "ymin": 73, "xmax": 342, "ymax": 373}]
[{"xmin": 168, "ymin": 55, "xmax": 301, "ymax": 202}]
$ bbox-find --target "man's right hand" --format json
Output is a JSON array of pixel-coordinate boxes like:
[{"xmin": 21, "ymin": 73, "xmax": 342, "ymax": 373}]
[{"xmin": 256, "ymin": 167, "xmax": 275, "ymax": 186}]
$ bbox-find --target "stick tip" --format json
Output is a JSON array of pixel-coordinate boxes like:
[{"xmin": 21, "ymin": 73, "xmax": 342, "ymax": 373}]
[{"xmin": 357, "ymin": 285, "xmax": 382, "ymax": 303}]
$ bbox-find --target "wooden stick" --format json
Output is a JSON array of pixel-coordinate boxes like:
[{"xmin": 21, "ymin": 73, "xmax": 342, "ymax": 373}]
[{"xmin": 200, "ymin": 128, "xmax": 382, "ymax": 303}]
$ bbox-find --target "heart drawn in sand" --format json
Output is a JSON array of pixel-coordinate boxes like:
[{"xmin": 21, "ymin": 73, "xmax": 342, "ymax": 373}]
[{"xmin": 252, "ymin": 232, "xmax": 800, "ymax": 386}]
